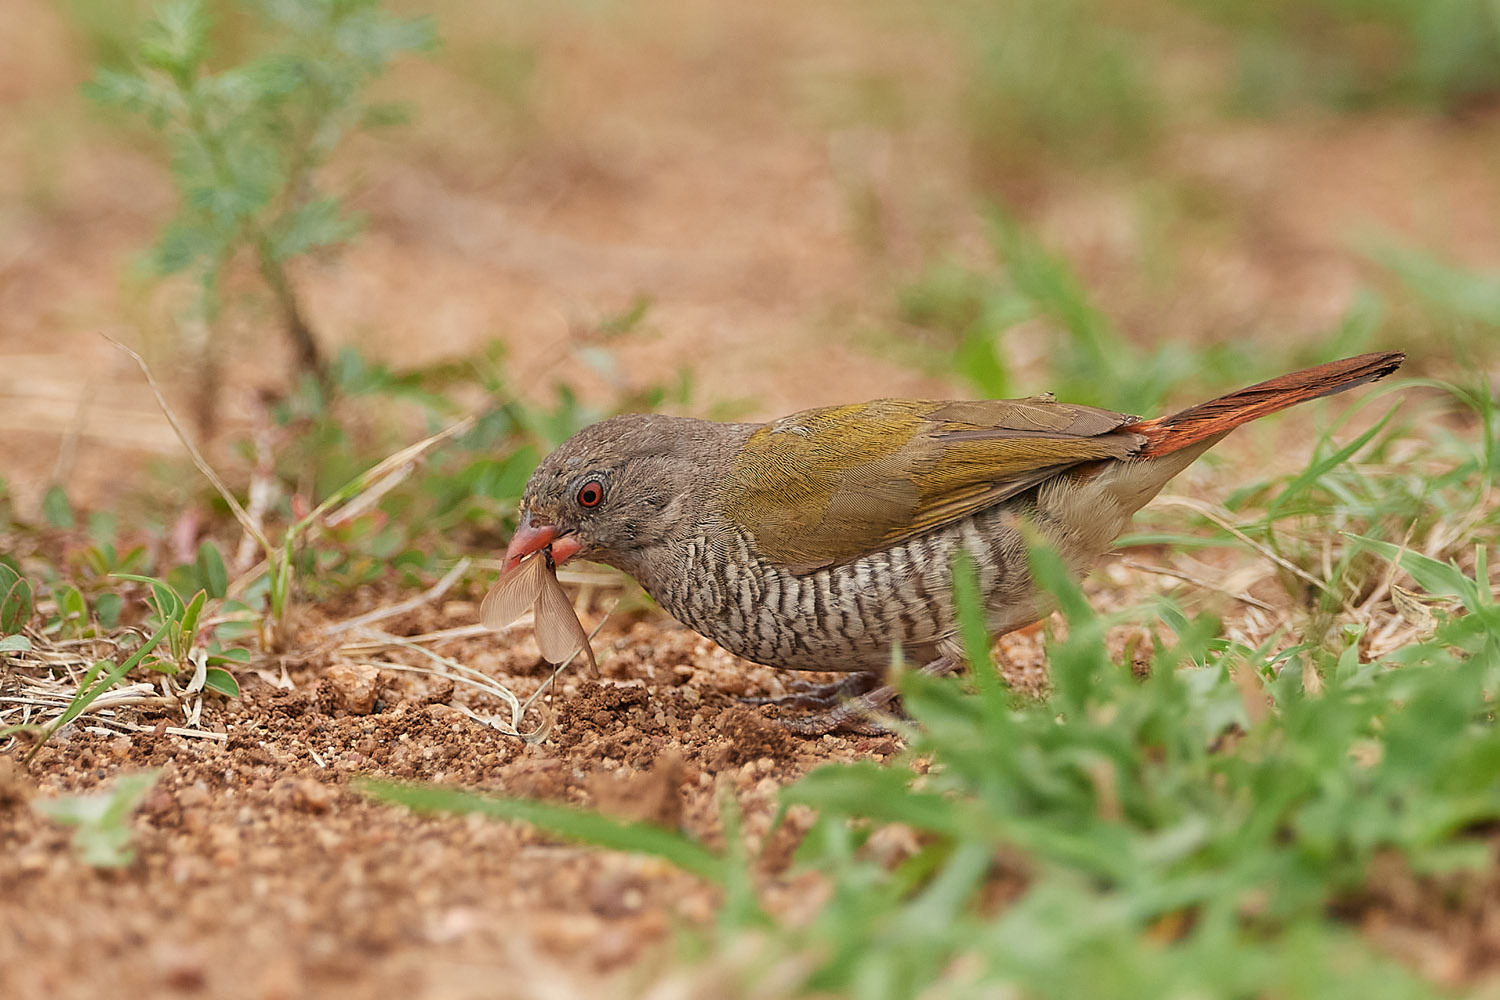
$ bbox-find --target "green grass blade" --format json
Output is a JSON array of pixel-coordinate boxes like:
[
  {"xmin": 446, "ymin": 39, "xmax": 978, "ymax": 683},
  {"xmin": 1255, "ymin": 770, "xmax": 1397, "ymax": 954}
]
[{"xmin": 357, "ymin": 778, "xmax": 728, "ymax": 885}]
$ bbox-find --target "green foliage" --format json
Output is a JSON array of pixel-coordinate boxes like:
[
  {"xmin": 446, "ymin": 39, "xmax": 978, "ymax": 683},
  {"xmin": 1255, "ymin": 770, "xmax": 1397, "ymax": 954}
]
[
  {"xmin": 0, "ymin": 563, "xmax": 35, "ymax": 635},
  {"xmin": 33, "ymin": 770, "xmax": 163, "ymax": 867},
  {"xmin": 88, "ymin": 0, "xmax": 435, "ymax": 375},
  {"xmin": 41, "ymin": 485, "xmax": 76, "ymax": 530},
  {"xmin": 114, "ymin": 571, "xmax": 245, "ymax": 678},
  {"xmin": 366, "ymin": 526, "xmax": 1498, "ymax": 996},
  {"xmin": 953, "ymin": 0, "xmax": 1159, "ymax": 172},
  {"xmin": 1362, "ymin": 236, "xmax": 1500, "ymax": 361},
  {"xmin": 1128, "ymin": 372, "xmax": 1493, "ymax": 629},
  {"xmin": 896, "ymin": 212, "xmax": 1249, "ymax": 413},
  {"xmin": 764, "ymin": 543, "xmax": 1495, "ymax": 997},
  {"xmin": 1181, "ymin": 0, "xmax": 1500, "ymax": 113},
  {"xmin": 1, "ymin": 562, "xmax": 245, "ymax": 759}
]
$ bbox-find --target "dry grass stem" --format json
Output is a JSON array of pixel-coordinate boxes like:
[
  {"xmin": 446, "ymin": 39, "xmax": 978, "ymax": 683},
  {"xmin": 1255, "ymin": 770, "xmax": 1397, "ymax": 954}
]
[
  {"xmin": 1151, "ymin": 495, "xmax": 1332, "ymax": 594},
  {"xmin": 107, "ymin": 335, "xmax": 271, "ymax": 553},
  {"xmin": 317, "ymin": 415, "xmax": 477, "ymax": 527},
  {"xmin": 235, "ymin": 416, "xmax": 278, "ymax": 573},
  {"xmin": 322, "ymin": 558, "xmax": 471, "ymax": 637},
  {"xmin": 1120, "ymin": 559, "xmax": 1278, "ymax": 613},
  {"xmin": 333, "ymin": 623, "xmax": 494, "ymax": 652}
]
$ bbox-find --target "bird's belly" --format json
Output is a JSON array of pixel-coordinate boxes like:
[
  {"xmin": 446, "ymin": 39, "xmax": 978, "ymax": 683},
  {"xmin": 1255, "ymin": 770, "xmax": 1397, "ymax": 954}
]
[{"xmin": 656, "ymin": 508, "xmax": 1041, "ymax": 673}]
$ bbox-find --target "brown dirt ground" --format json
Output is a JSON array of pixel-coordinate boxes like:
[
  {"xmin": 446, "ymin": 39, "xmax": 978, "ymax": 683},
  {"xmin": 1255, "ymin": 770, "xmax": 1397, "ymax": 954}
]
[
  {"xmin": 4, "ymin": 0, "xmax": 1500, "ymax": 997},
  {"xmin": 0, "ymin": 611, "xmax": 908, "ymax": 1000}
]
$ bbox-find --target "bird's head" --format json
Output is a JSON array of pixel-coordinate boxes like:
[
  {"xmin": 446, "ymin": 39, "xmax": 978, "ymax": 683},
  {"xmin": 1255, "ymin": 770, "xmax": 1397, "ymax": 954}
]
[{"xmin": 504, "ymin": 413, "xmax": 745, "ymax": 574}]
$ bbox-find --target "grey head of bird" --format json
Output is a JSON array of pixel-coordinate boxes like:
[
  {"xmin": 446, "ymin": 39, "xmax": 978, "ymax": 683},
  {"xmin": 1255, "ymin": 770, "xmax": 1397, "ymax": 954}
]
[{"xmin": 502, "ymin": 412, "xmax": 749, "ymax": 579}]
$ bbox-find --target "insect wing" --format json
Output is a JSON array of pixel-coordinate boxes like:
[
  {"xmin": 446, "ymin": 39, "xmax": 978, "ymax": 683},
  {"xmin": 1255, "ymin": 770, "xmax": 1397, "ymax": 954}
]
[
  {"xmin": 480, "ymin": 553, "xmax": 546, "ymax": 630},
  {"xmin": 533, "ymin": 568, "xmax": 597, "ymax": 670}
]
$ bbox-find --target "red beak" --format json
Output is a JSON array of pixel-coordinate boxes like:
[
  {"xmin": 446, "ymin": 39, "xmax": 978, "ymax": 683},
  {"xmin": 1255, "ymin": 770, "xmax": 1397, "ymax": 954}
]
[{"xmin": 503, "ymin": 510, "xmax": 582, "ymax": 572}]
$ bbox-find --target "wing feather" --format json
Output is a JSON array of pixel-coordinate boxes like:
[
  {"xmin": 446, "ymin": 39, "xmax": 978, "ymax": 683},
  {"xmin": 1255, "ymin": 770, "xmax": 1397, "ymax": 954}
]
[{"xmin": 724, "ymin": 397, "xmax": 1147, "ymax": 572}]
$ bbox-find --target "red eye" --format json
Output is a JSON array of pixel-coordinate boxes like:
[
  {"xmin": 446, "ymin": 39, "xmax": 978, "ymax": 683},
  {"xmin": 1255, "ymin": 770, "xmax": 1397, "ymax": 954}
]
[{"xmin": 576, "ymin": 480, "xmax": 604, "ymax": 508}]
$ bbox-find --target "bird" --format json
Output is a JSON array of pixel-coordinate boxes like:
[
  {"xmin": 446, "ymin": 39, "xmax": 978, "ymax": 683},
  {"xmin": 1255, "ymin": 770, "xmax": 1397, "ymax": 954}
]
[{"xmin": 487, "ymin": 352, "xmax": 1404, "ymax": 733}]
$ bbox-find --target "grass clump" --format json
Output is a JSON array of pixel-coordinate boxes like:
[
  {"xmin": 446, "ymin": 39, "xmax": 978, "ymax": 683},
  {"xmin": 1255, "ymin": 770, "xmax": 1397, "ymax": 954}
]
[
  {"xmin": 894, "ymin": 210, "xmax": 1250, "ymax": 414},
  {"xmin": 372, "ymin": 517, "xmax": 1496, "ymax": 996},
  {"xmin": 1179, "ymin": 0, "xmax": 1500, "ymax": 114},
  {"xmin": 950, "ymin": 0, "xmax": 1160, "ymax": 176},
  {"xmin": 362, "ymin": 365, "xmax": 1500, "ymax": 997},
  {"xmin": 769, "ymin": 539, "xmax": 1495, "ymax": 998}
]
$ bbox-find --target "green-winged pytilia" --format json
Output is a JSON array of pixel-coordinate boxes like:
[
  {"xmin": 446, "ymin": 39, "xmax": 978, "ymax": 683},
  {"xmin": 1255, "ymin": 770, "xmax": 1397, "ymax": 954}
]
[{"xmin": 485, "ymin": 352, "xmax": 1404, "ymax": 733}]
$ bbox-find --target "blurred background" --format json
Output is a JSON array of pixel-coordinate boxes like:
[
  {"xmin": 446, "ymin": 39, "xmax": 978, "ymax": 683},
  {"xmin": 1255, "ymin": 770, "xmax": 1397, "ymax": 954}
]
[{"xmin": 2, "ymin": 0, "xmax": 1497, "ymax": 513}]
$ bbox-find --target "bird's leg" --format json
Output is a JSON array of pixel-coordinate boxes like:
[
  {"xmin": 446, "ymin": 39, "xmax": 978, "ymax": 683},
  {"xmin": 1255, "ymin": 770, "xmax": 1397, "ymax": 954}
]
[
  {"xmin": 739, "ymin": 671, "xmax": 883, "ymax": 709},
  {"xmin": 775, "ymin": 655, "xmax": 960, "ymax": 737}
]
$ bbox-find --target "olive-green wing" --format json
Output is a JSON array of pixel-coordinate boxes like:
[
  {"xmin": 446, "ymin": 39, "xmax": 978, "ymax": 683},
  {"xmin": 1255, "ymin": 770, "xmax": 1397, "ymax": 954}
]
[{"xmin": 721, "ymin": 397, "xmax": 1145, "ymax": 572}]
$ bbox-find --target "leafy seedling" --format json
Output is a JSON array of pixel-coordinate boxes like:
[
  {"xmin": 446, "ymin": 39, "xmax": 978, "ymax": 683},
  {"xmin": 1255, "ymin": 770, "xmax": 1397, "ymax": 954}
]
[
  {"xmin": 88, "ymin": 0, "xmax": 435, "ymax": 423},
  {"xmin": 33, "ymin": 770, "xmax": 162, "ymax": 867}
]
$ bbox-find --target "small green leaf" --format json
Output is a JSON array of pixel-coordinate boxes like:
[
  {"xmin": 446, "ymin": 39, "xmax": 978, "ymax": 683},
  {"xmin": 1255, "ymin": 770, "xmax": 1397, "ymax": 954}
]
[
  {"xmin": 87, "ymin": 510, "xmax": 117, "ymax": 547},
  {"xmin": 0, "ymin": 564, "xmax": 33, "ymax": 633},
  {"xmin": 1345, "ymin": 533, "xmax": 1484, "ymax": 612},
  {"xmin": 95, "ymin": 592, "xmax": 124, "ymax": 629},
  {"xmin": 195, "ymin": 540, "xmax": 229, "ymax": 598},
  {"xmin": 42, "ymin": 485, "xmax": 75, "ymax": 529},
  {"xmin": 138, "ymin": 0, "xmax": 210, "ymax": 80},
  {"xmin": 180, "ymin": 589, "xmax": 207, "ymax": 647},
  {"xmin": 53, "ymin": 584, "xmax": 88, "ymax": 634},
  {"xmin": 34, "ymin": 770, "xmax": 162, "ymax": 867},
  {"xmin": 950, "ymin": 548, "xmax": 1007, "ymax": 722},
  {"xmin": 115, "ymin": 573, "xmax": 188, "ymax": 623},
  {"xmin": 84, "ymin": 68, "xmax": 160, "ymax": 110},
  {"xmin": 268, "ymin": 198, "xmax": 362, "ymax": 260},
  {"xmin": 0, "ymin": 635, "xmax": 31, "ymax": 653},
  {"xmin": 203, "ymin": 667, "xmax": 240, "ymax": 697}
]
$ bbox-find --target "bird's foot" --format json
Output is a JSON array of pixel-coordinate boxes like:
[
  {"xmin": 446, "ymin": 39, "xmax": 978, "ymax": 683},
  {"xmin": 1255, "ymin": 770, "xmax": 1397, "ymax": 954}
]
[
  {"xmin": 773, "ymin": 657, "xmax": 960, "ymax": 737},
  {"xmin": 739, "ymin": 671, "xmax": 883, "ymax": 709},
  {"xmin": 775, "ymin": 682, "xmax": 901, "ymax": 736}
]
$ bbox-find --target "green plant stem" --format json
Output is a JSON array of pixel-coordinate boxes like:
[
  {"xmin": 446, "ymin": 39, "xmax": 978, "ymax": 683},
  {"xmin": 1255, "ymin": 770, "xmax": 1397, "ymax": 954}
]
[
  {"xmin": 181, "ymin": 74, "xmax": 326, "ymax": 390},
  {"xmin": 254, "ymin": 232, "xmax": 327, "ymax": 386}
]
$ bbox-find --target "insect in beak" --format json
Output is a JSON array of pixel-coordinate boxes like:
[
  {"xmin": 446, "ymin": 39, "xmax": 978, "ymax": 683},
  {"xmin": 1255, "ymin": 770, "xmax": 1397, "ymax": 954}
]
[{"xmin": 481, "ymin": 548, "xmax": 596, "ymax": 670}]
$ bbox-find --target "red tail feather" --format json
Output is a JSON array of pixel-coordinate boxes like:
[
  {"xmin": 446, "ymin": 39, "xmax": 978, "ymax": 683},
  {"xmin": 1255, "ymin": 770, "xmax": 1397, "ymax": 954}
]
[{"xmin": 1127, "ymin": 352, "xmax": 1405, "ymax": 458}]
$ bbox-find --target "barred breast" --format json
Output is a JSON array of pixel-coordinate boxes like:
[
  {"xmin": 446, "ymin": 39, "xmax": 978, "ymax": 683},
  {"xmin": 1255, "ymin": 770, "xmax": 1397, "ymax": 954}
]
[{"xmin": 647, "ymin": 503, "xmax": 1040, "ymax": 673}]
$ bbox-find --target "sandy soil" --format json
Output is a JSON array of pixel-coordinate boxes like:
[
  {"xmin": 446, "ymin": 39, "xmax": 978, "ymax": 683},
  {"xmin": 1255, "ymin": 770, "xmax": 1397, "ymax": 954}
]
[{"xmin": 1, "ymin": 614, "xmax": 905, "ymax": 1000}]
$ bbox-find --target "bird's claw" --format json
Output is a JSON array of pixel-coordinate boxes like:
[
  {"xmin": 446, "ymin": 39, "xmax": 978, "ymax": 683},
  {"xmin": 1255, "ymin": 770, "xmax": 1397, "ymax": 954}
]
[
  {"xmin": 738, "ymin": 672, "xmax": 883, "ymax": 709},
  {"xmin": 770, "ymin": 656, "xmax": 961, "ymax": 737},
  {"xmin": 774, "ymin": 683, "xmax": 901, "ymax": 736}
]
